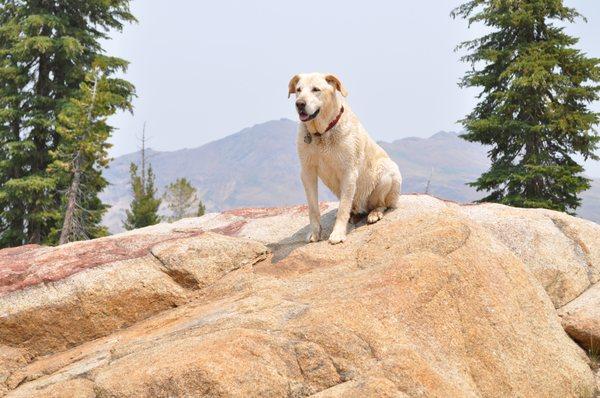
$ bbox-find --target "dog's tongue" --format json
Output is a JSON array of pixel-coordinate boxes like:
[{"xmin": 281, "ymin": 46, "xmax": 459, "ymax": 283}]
[{"xmin": 299, "ymin": 113, "xmax": 311, "ymax": 122}]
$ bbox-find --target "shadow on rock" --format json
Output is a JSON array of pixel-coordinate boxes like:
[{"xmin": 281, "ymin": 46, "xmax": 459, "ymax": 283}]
[{"xmin": 267, "ymin": 209, "xmax": 350, "ymax": 263}]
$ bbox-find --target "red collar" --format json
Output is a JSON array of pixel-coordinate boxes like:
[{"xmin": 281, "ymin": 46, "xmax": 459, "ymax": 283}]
[{"xmin": 314, "ymin": 106, "xmax": 344, "ymax": 136}]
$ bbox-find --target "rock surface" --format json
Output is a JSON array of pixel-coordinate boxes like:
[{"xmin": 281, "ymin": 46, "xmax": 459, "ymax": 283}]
[
  {"xmin": 1, "ymin": 195, "xmax": 599, "ymax": 397},
  {"xmin": 463, "ymin": 204, "xmax": 600, "ymax": 308},
  {"xmin": 560, "ymin": 282, "xmax": 600, "ymax": 352}
]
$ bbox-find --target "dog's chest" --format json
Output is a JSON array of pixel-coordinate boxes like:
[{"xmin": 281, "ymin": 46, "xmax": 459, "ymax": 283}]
[
  {"xmin": 302, "ymin": 138, "xmax": 342, "ymax": 166},
  {"xmin": 303, "ymin": 139, "xmax": 347, "ymax": 196}
]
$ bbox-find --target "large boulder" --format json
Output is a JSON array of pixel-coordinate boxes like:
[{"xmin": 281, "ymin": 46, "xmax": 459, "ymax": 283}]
[
  {"xmin": 0, "ymin": 230, "xmax": 268, "ymax": 357},
  {"xmin": 0, "ymin": 196, "xmax": 598, "ymax": 397},
  {"xmin": 462, "ymin": 203, "xmax": 600, "ymax": 308},
  {"xmin": 559, "ymin": 282, "xmax": 600, "ymax": 352}
]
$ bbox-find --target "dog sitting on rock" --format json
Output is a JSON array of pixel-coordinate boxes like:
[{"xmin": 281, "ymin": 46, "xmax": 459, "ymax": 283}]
[{"xmin": 289, "ymin": 73, "xmax": 402, "ymax": 244}]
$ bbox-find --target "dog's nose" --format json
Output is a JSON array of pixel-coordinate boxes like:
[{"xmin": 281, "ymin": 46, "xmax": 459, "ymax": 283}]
[{"xmin": 296, "ymin": 100, "xmax": 306, "ymax": 111}]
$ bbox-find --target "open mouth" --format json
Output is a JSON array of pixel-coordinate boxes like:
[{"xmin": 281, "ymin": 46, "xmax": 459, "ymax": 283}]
[{"xmin": 298, "ymin": 109, "xmax": 320, "ymax": 122}]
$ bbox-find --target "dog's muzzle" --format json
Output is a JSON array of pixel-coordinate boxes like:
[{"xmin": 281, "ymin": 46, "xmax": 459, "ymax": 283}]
[{"xmin": 298, "ymin": 108, "xmax": 320, "ymax": 122}]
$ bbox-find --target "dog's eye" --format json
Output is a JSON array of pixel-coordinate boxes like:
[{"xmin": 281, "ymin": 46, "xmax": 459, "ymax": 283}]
[
  {"xmin": 312, "ymin": 87, "xmax": 321, "ymax": 92},
  {"xmin": 297, "ymin": 87, "xmax": 302, "ymax": 93}
]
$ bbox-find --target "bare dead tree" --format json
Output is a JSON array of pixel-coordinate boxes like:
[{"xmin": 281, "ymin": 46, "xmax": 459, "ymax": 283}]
[
  {"xmin": 135, "ymin": 121, "xmax": 156, "ymax": 195},
  {"xmin": 140, "ymin": 121, "xmax": 147, "ymax": 188},
  {"xmin": 425, "ymin": 167, "xmax": 434, "ymax": 195}
]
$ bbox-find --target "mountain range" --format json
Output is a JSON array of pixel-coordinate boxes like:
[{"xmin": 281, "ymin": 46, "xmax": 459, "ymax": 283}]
[{"xmin": 101, "ymin": 119, "xmax": 599, "ymax": 232}]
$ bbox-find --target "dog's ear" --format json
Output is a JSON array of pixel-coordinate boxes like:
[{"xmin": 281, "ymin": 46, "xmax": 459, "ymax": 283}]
[
  {"xmin": 288, "ymin": 75, "xmax": 300, "ymax": 98},
  {"xmin": 325, "ymin": 74, "xmax": 348, "ymax": 97}
]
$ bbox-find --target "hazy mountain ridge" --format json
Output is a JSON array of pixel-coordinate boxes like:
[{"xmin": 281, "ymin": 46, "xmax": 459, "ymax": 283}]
[
  {"xmin": 101, "ymin": 119, "xmax": 308, "ymax": 232},
  {"xmin": 101, "ymin": 119, "xmax": 599, "ymax": 232}
]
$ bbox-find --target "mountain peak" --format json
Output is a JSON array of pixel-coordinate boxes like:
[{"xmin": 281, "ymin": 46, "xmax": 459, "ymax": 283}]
[{"xmin": 430, "ymin": 131, "xmax": 459, "ymax": 140}]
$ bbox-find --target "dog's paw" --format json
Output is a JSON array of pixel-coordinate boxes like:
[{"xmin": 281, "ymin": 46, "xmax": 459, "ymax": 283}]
[
  {"xmin": 367, "ymin": 209, "xmax": 384, "ymax": 224},
  {"xmin": 306, "ymin": 226, "xmax": 321, "ymax": 243},
  {"xmin": 328, "ymin": 230, "xmax": 346, "ymax": 245},
  {"xmin": 306, "ymin": 232, "xmax": 320, "ymax": 243}
]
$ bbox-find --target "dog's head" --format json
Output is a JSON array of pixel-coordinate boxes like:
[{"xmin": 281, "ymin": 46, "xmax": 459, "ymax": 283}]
[{"xmin": 288, "ymin": 73, "xmax": 347, "ymax": 123}]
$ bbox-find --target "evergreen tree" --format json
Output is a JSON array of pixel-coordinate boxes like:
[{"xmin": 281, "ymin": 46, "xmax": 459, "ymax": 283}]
[
  {"xmin": 197, "ymin": 200, "xmax": 206, "ymax": 217},
  {"xmin": 51, "ymin": 63, "xmax": 134, "ymax": 244},
  {"xmin": 0, "ymin": 0, "xmax": 135, "ymax": 247},
  {"xmin": 123, "ymin": 163, "xmax": 161, "ymax": 230},
  {"xmin": 0, "ymin": 3, "xmax": 29, "ymax": 246},
  {"xmin": 453, "ymin": 0, "xmax": 600, "ymax": 213},
  {"xmin": 163, "ymin": 178, "xmax": 201, "ymax": 222}
]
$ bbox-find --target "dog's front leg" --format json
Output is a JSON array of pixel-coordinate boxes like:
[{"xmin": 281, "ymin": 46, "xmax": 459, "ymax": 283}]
[
  {"xmin": 329, "ymin": 171, "xmax": 357, "ymax": 244},
  {"xmin": 301, "ymin": 167, "xmax": 321, "ymax": 242}
]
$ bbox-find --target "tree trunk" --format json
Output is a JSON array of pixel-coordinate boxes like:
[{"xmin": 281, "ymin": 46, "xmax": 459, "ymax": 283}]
[
  {"xmin": 9, "ymin": 112, "xmax": 24, "ymax": 245},
  {"xmin": 59, "ymin": 156, "xmax": 82, "ymax": 244},
  {"xmin": 59, "ymin": 72, "xmax": 99, "ymax": 244},
  {"xmin": 29, "ymin": 50, "xmax": 50, "ymax": 244}
]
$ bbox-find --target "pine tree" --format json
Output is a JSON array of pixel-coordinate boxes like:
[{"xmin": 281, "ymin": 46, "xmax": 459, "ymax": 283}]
[
  {"xmin": 163, "ymin": 178, "xmax": 201, "ymax": 222},
  {"xmin": 51, "ymin": 63, "xmax": 134, "ymax": 244},
  {"xmin": 453, "ymin": 0, "xmax": 600, "ymax": 213},
  {"xmin": 123, "ymin": 125, "xmax": 161, "ymax": 230},
  {"xmin": 0, "ymin": 0, "xmax": 135, "ymax": 247},
  {"xmin": 197, "ymin": 201, "xmax": 206, "ymax": 217},
  {"xmin": 0, "ymin": 3, "xmax": 29, "ymax": 246},
  {"xmin": 123, "ymin": 163, "xmax": 161, "ymax": 230}
]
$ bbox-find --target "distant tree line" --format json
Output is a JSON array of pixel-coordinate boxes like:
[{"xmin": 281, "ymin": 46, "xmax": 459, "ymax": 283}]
[{"xmin": 122, "ymin": 138, "xmax": 206, "ymax": 231}]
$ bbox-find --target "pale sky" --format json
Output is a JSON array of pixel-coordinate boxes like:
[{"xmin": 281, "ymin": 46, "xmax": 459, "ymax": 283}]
[{"xmin": 103, "ymin": 0, "xmax": 600, "ymax": 177}]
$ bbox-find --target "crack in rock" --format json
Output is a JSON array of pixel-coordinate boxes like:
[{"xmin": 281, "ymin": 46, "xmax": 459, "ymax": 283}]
[{"xmin": 551, "ymin": 217, "xmax": 594, "ymax": 286}]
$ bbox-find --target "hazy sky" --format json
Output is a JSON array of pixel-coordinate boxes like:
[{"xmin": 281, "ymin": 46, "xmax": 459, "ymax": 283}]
[{"xmin": 103, "ymin": 0, "xmax": 600, "ymax": 177}]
